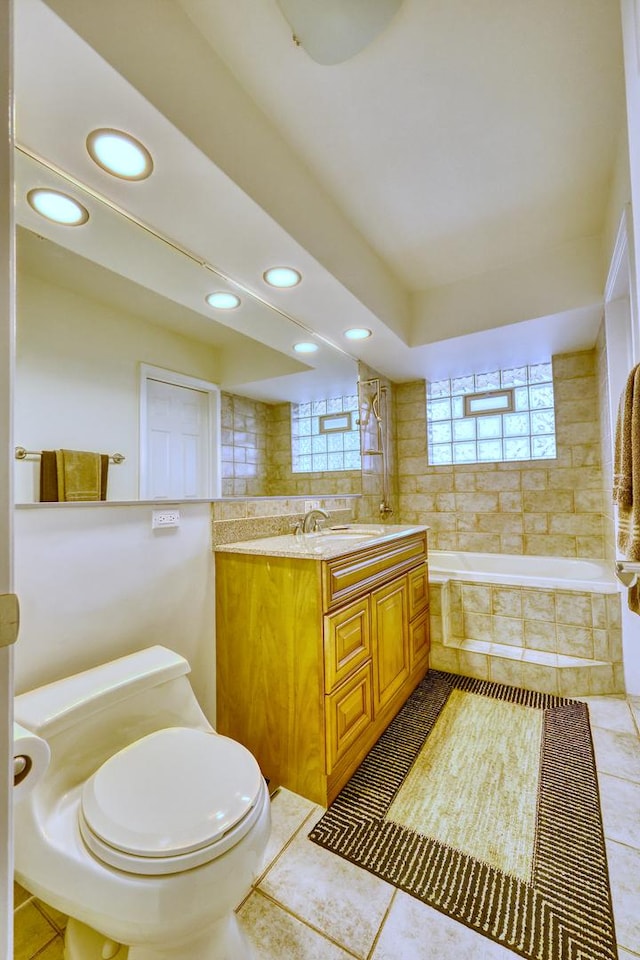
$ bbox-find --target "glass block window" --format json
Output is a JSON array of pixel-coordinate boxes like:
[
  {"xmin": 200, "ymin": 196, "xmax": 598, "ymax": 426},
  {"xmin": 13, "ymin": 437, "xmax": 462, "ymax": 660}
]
[
  {"xmin": 291, "ymin": 394, "xmax": 361, "ymax": 473},
  {"xmin": 427, "ymin": 362, "xmax": 556, "ymax": 465}
]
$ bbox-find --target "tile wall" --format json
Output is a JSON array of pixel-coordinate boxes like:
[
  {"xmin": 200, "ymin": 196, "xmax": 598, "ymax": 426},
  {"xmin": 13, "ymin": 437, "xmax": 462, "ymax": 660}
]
[
  {"xmin": 221, "ymin": 393, "xmax": 361, "ymax": 499},
  {"xmin": 357, "ymin": 362, "xmax": 398, "ymax": 523},
  {"xmin": 397, "ymin": 350, "xmax": 607, "ymax": 557}
]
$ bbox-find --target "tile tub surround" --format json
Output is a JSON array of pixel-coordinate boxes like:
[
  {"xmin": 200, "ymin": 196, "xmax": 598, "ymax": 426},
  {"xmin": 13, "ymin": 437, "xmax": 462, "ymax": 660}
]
[
  {"xmin": 397, "ymin": 350, "xmax": 607, "ymax": 558},
  {"xmin": 14, "ymin": 699, "xmax": 640, "ymax": 960},
  {"xmin": 220, "ymin": 393, "xmax": 362, "ymax": 499},
  {"xmin": 429, "ymin": 575, "xmax": 624, "ymax": 697}
]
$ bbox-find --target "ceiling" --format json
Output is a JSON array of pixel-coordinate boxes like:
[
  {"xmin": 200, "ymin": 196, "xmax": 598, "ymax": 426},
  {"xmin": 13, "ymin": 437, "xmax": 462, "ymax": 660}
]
[
  {"xmin": 178, "ymin": 0, "xmax": 625, "ymax": 290},
  {"xmin": 14, "ymin": 0, "xmax": 627, "ymax": 385}
]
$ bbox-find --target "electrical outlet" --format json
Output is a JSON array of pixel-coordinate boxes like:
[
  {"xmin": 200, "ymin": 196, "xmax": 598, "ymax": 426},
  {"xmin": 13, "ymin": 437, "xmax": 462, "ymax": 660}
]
[{"xmin": 152, "ymin": 509, "xmax": 180, "ymax": 529}]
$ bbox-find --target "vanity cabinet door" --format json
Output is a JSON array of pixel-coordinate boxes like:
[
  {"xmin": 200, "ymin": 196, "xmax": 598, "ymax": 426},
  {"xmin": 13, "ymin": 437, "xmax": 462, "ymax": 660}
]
[
  {"xmin": 409, "ymin": 611, "xmax": 430, "ymax": 670},
  {"xmin": 371, "ymin": 576, "xmax": 410, "ymax": 714},
  {"xmin": 325, "ymin": 663, "xmax": 373, "ymax": 774},
  {"xmin": 408, "ymin": 562, "xmax": 429, "ymax": 620},
  {"xmin": 324, "ymin": 596, "xmax": 370, "ymax": 691}
]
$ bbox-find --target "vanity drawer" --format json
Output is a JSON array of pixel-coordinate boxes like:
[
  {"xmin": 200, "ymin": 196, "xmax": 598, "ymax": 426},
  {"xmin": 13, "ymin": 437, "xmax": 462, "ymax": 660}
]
[
  {"xmin": 325, "ymin": 662, "xmax": 373, "ymax": 775},
  {"xmin": 322, "ymin": 532, "xmax": 427, "ymax": 610},
  {"xmin": 408, "ymin": 562, "xmax": 429, "ymax": 620},
  {"xmin": 324, "ymin": 596, "xmax": 371, "ymax": 692}
]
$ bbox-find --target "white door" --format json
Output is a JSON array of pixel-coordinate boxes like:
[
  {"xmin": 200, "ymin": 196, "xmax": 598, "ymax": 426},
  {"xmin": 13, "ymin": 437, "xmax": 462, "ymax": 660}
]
[
  {"xmin": 140, "ymin": 366, "xmax": 221, "ymax": 500},
  {"xmin": 0, "ymin": 3, "xmax": 15, "ymax": 958},
  {"xmin": 146, "ymin": 378, "xmax": 210, "ymax": 499}
]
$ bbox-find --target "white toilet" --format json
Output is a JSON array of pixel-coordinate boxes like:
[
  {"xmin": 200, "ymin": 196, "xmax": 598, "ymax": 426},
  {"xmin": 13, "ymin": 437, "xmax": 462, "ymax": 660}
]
[{"xmin": 13, "ymin": 646, "xmax": 271, "ymax": 960}]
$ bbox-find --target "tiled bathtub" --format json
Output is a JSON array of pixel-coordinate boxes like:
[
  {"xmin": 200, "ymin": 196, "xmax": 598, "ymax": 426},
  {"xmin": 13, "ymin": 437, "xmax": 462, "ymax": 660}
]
[{"xmin": 428, "ymin": 551, "xmax": 624, "ymax": 697}]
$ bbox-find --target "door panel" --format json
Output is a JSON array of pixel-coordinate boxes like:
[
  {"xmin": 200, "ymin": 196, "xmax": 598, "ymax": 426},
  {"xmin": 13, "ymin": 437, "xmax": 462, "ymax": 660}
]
[{"xmin": 371, "ymin": 577, "xmax": 410, "ymax": 713}]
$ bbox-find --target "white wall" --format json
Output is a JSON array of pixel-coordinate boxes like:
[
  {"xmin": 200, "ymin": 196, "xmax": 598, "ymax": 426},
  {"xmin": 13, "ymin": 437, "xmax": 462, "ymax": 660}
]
[
  {"xmin": 13, "ymin": 502, "xmax": 217, "ymax": 721},
  {"xmin": 15, "ymin": 269, "xmax": 223, "ymax": 502}
]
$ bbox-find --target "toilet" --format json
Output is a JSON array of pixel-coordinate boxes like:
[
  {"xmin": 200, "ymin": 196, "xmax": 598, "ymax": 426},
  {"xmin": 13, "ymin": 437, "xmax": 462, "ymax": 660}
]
[{"xmin": 13, "ymin": 646, "xmax": 271, "ymax": 960}]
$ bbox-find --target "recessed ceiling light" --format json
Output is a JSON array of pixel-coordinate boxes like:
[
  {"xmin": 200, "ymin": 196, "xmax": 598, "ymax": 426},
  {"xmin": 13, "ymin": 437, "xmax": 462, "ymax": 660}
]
[
  {"xmin": 263, "ymin": 266, "xmax": 302, "ymax": 288},
  {"xmin": 86, "ymin": 128, "xmax": 154, "ymax": 181},
  {"xmin": 293, "ymin": 341, "xmax": 319, "ymax": 354},
  {"xmin": 344, "ymin": 327, "xmax": 372, "ymax": 340},
  {"xmin": 206, "ymin": 291, "xmax": 241, "ymax": 310},
  {"xmin": 27, "ymin": 188, "xmax": 89, "ymax": 226}
]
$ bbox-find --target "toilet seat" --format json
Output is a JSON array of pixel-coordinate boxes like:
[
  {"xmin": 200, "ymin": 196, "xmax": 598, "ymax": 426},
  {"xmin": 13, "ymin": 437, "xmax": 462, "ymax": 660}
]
[{"xmin": 79, "ymin": 727, "xmax": 266, "ymax": 876}]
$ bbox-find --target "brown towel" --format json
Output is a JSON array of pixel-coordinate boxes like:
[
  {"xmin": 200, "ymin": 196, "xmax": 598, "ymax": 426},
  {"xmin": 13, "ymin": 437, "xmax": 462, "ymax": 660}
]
[
  {"xmin": 613, "ymin": 363, "xmax": 640, "ymax": 614},
  {"xmin": 39, "ymin": 450, "xmax": 109, "ymax": 502}
]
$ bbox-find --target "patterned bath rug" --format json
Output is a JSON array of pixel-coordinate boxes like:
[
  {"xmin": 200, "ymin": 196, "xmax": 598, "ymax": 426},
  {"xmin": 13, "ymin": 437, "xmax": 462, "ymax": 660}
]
[{"xmin": 309, "ymin": 670, "xmax": 617, "ymax": 960}]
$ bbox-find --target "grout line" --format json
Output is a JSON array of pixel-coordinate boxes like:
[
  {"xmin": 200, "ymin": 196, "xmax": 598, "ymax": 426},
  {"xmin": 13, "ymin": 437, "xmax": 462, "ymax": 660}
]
[
  {"xmin": 251, "ymin": 888, "xmax": 364, "ymax": 959},
  {"xmin": 30, "ymin": 934, "xmax": 64, "ymax": 960},
  {"xmin": 252, "ymin": 804, "xmax": 324, "ymax": 889},
  {"xmin": 365, "ymin": 888, "xmax": 398, "ymax": 960}
]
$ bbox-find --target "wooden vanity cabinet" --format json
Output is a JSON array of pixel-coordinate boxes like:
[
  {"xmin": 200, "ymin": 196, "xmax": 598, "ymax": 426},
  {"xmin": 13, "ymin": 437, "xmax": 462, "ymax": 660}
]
[{"xmin": 215, "ymin": 530, "xmax": 429, "ymax": 806}]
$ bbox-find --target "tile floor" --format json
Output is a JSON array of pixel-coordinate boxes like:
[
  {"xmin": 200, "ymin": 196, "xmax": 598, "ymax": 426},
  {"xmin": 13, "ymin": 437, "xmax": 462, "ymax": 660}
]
[{"xmin": 13, "ymin": 694, "xmax": 640, "ymax": 960}]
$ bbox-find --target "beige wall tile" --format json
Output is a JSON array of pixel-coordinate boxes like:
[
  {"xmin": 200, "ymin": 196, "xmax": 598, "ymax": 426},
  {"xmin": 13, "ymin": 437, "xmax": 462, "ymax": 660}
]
[
  {"xmin": 500, "ymin": 535, "xmax": 524, "ymax": 553},
  {"xmin": 457, "ymin": 650, "xmax": 489, "ymax": 679},
  {"xmin": 552, "ymin": 352, "xmax": 595, "ymax": 380},
  {"xmin": 492, "ymin": 615, "xmax": 524, "ymax": 646},
  {"xmin": 522, "ymin": 590, "xmax": 556, "ymax": 621},
  {"xmin": 555, "ymin": 593, "xmax": 592, "ymax": 626},
  {"xmin": 520, "ymin": 662, "xmax": 559, "ymax": 696},
  {"xmin": 499, "ymin": 492, "xmax": 523, "ymax": 511},
  {"xmin": 522, "ymin": 490, "xmax": 573, "ymax": 513},
  {"xmin": 591, "ymin": 595, "xmax": 607, "ymax": 630},
  {"xmin": 456, "ymin": 533, "xmax": 501, "ymax": 552},
  {"xmin": 556, "ymin": 624, "xmax": 594, "ymax": 658},
  {"xmin": 524, "ymin": 619, "xmax": 557, "ymax": 653},
  {"xmin": 463, "ymin": 612, "xmax": 492, "ymax": 641},
  {"xmin": 523, "ymin": 535, "xmax": 576, "ymax": 557},
  {"xmin": 492, "ymin": 587, "xmax": 522, "ymax": 618},
  {"xmin": 521, "ymin": 470, "xmax": 548, "ymax": 490},
  {"xmin": 576, "ymin": 536, "xmax": 605, "ymax": 558},
  {"xmin": 488, "ymin": 657, "xmax": 524, "ymax": 688},
  {"xmin": 523, "ymin": 513, "xmax": 549, "ymax": 533},
  {"xmin": 462, "ymin": 583, "xmax": 491, "ymax": 613},
  {"xmin": 429, "ymin": 642, "xmax": 460, "ymax": 672},
  {"xmin": 475, "ymin": 472, "xmax": 521, "ymax": 492},
  {"xmin": 454, "ymin": 493, "xmax": 499, "ymax": 512},
  {"xmin": 589, "ymin": 664, "xmax": 616, "ymax": 695},
  {"xmin": 548, "ymin": 514, "xmax": 603, "ymax": 536}
]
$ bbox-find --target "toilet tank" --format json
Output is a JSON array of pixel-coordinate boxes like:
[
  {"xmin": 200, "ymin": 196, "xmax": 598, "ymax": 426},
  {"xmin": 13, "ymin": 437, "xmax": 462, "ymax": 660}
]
[
  {"xmin": 14, "ymin": 647, "xmax": 213, "ymax": 788},
  {"xmin": 14, "ymin": 646, "xmax": 200, "ymax": 737}
]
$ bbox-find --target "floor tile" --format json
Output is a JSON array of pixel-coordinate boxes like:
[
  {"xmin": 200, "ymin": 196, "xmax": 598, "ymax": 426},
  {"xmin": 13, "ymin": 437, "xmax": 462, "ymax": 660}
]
[
  {"xmin": 258, "ymin": 788, "xmax": 321, "ymax": 877},
  {"xmin": 599, "ymin": 774, "xmax": 640, "ymax": 850},
  {"xmin": 582, "ymin": 697, "xmax": 637, "ymax": 735},
  {"xmin": 35, "ymin": 899, "xmax": 68, "ymax": 934},
  {"xmin": 630, "ymin": 699, "xmax": 640, "ymax": 737},
  {"xmin": 371, "ymin": 890, "xmax": 518, "ymax": 959},
  {"xmin": 13, "ymin": 901, "xmax": 58, "ymax": 960},
  {"xmin": 239, "ymin": 890, "xmax": 354, "ymax": 959},
  {"xmin": 591, "ymin": 726, "xmax": 640, "ymax": 783},
  {"xmin": 259, "ymin": 809, "xmax": 394, "ymax": 958},
  {"xmin": 32, "ymin": 936, "xmax": 65, "ymax": 959},
  {"xmin": 13, "ymin": 881, "xmax": 31, "ymax": 909},
  {"xmin": 606, "ymin": 839, "xmax": 640, "ymax": 955}
]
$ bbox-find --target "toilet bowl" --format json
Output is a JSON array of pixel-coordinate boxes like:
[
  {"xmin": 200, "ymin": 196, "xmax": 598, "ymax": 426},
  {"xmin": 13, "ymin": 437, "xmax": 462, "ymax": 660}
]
[{"xmin": 13, "ymin": 646, "xmax": 271, "ymax": 960}]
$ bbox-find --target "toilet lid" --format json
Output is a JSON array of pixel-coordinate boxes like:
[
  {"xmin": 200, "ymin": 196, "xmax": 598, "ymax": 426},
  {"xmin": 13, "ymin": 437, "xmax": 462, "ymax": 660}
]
[{"xmin": 81, "ymin": 728, "xmax": 263, "ymax": 859}]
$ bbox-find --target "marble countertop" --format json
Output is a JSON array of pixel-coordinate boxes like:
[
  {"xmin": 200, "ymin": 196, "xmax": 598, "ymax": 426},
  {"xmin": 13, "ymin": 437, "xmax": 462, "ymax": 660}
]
[{"xmin": 214, "ymin": 524, "xmax": 428, "ymax": 560}]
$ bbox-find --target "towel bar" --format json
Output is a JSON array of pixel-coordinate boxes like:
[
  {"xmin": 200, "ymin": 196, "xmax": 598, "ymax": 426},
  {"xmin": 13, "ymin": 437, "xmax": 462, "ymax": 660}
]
[
  {"xmin": 14, "ymin": 446, "xmax": 126, "ymax": 464},
  {"xmin": 615, "ymin": 560, "xmax": 640, "ymax": 588}
]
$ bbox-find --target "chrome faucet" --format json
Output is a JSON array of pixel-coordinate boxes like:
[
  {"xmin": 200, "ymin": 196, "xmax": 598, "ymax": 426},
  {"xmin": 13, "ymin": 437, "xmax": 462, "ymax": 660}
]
[{"xmin": 302, "ymin": 508, "xmax": 329, "ymax": 533}]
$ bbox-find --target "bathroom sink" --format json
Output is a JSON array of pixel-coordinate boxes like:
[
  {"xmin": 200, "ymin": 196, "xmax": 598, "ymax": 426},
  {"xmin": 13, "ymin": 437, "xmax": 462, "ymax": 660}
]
[{"xmin": 314, "ymin": 526, "xmax": 387, "ymax": 541}]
